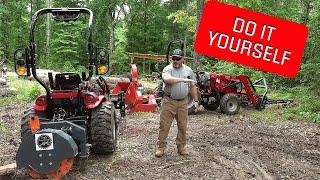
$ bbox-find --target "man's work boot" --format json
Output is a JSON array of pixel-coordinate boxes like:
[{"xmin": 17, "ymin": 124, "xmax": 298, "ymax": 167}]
[
  {"xmin": 155, "ymin": 147, "xmax": 166, "ymax": 157},
  {"xmin": 177, "ymin": 146, "xmax": 189, "ymax": 156}
]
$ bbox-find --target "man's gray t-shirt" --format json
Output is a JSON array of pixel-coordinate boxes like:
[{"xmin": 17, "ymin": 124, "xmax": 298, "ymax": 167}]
[{"xmin": 162, "ymin": 64, "xmax": 196, "ymax": 100}]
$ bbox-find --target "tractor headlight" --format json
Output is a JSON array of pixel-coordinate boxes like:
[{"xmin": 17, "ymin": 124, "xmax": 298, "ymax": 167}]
[
  {"xmin": 95, "ymin": 47, "xmax": 109, "ymax": 75},
  {"xmin": 17, "ymin": 66, "xmax": 27, "ymax": 75},
  {"xmin": 14, "ymin": 49, "xmax": 28, "ymax": 76},
  {"xmin": 98, "ymin": 65, "xmax": 108, "ymax": 74}
]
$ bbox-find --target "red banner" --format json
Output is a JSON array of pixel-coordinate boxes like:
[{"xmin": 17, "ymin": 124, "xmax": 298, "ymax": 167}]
[{"xmin": 194, "ymin": 1, "xmax": 308, "ymax": 78}]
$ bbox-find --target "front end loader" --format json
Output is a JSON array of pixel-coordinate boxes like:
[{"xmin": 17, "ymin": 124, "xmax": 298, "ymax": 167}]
[{"xmin": 196, "ymin": 71, "xmax": 293, "ymax": 115}]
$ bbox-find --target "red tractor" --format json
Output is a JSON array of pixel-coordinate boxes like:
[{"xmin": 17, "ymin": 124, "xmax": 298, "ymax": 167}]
[
  {"xmin": 196, "ymin": 71, "xmax": 293, "ymax": 115},
  {"xmin": 13, "ymin": 8, "xmax": 123, "ymax": 179}
]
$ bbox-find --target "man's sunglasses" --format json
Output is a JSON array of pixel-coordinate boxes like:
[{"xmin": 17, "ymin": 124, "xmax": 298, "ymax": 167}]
[{"xmin": 172, "ymin": 57, "xmax": 182, "ymax": 61}]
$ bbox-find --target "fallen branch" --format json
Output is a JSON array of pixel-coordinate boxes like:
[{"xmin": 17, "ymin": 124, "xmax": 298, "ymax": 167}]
[{"xmin": 0, "ymin": 163, "xmax": 16, "ymax": 175}]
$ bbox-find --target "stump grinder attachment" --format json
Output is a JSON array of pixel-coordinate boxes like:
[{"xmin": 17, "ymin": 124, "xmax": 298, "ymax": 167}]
[{"xmin": 111, "ymin": 63, "xmax": 157, "ymax": 113}]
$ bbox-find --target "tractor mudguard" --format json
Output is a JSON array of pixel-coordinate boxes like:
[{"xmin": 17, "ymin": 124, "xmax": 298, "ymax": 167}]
[
  {"xmin": 16, "ymin": 128, "xmax": 78, "ymax": 174},
  {"xmin": 84, "ymin": 94, "xmax": 106, "ymax": 109}
]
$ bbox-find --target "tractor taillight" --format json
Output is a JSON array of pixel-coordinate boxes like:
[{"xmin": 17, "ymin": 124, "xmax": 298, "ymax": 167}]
[{"xmin": 36, "ymin": 95, "xmax": 47, "ymax": 106}]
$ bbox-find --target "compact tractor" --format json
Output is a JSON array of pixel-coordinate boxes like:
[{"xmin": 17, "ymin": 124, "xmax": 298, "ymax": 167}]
[
  {"xmin": 195, "ymin": 71, "xmax": 293, "ymax": 115},
  {"xmin": 154, "ymin": 41, "xmax": 292, "ymax": 115},
  {"xmin": 13, "ymin": 8, "xmax": 122, "ymax": 179}
]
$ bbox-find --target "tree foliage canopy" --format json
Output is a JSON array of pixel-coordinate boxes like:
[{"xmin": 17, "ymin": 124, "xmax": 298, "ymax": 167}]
[{"xmin": 0, "ymin": 0, "xmax": 319, "ymax": 94}]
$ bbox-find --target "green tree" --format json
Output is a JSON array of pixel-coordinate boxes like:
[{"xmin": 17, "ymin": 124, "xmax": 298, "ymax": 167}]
[{"xmin": 0, "ymin": 0, "xmax": 30, "ymax": 64}]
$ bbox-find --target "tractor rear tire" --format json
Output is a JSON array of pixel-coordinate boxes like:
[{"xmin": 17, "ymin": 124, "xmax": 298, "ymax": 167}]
[
  {"xmin": 21, "ymin": 107, "xmax": 46, "ymax": 140},
  {"xmin": 202, "ymin": 101, "xmax": 219, "ymax": 111},
  {"xmin": 90, "ymin": 102, "xmax": 117, "ymax": 154},
  {"xmin": 202, "ymin": 87, "xmax": 220, "ymax": 111},
  {"xmin": 220, "ymin": 93, "xmax": 240, "ymax": 115}
]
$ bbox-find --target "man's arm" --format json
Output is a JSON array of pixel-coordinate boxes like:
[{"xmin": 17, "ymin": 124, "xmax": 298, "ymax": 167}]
[
  {"xmin": 190, "ymin": 85, "xmax": 200, "ymax": 113},
  {"xmin": 190, "ymin": 85, "xmax": 198, "ymax": 102},
  {"xmin": 163, "ymin": 76, "xmax": 195, "ymax": 85}
]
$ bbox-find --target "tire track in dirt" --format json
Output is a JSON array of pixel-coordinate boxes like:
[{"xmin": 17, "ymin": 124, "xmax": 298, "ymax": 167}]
[
  {"xmin": 1, "ymin": 105, "xmax": 320, "ymax": 179},
  {"xmin": 189, "ymin": 110, "xmax": 320, "ymax": 179}
]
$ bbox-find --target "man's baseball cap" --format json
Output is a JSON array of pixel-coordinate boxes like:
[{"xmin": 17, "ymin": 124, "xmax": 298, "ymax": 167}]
[{"xmin": 172, "ymin": 49, "xmax": 184, "ymax": 58}]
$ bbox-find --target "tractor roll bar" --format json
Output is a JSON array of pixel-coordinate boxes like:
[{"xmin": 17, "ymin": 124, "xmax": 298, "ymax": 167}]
[
  {"xmin": 29, "ymin": 8, "xmax": 93, "ymax": 45},
  {"xmin": 28, "ymin": 8, "xmax": 94, "ymax": 97}
]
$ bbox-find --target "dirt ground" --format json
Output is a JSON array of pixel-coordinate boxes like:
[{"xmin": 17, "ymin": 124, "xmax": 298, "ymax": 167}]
[{"xmin": 0, "ymin": 103, "xmax": 319, "ymax": 179}]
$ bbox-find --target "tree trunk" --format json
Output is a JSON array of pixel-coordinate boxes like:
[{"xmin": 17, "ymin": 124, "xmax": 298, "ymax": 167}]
[
  {"xmin": 30, "ymin": 0, "xmax": 33, "ymax": 21},
  {"xmin": 272, "ymin": 0, "xmax": 280, "ymax": 12},
  {"xmin": 143, "ymin": 0, "xmax": 147, "ymax": 53},
  {"xmin": 109, "ymin": 17, "xmax": 115, "ymax": 52},
  {"xmin": 302, "ymin": 0, "xmax": 312, "ymax": 64},
  {"xmin": 0, "ymin": 0, "xmax": 9, "ymax": 60},
  {"xmin": 303, "ymin": 0, "xmax": 311, "ymax": 25},
  {"xmin": 183, "ymin": 0, "xmax": 191, "ymax": 57},
  {"xmin": 193, "ymin": 0, "xmax": 205, "ymax": 70},
  {"xmin": 46, "ymin": 0, "xmax": 51, "ymax": 57}
]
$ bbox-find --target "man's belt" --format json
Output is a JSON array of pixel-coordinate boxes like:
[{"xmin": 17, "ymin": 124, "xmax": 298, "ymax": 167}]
[{"xmin": 164, "ymin": 93, "xmax": 186, "ymax": 101}]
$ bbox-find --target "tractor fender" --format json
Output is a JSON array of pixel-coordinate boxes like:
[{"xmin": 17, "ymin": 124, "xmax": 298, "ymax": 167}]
[
  {"xmin": 84, "ymin": 94, "xmax": 106, "ymax": 109},
  {"xmin": 16, "ymin": 128, "xmax": 78, "ymax": 174}
]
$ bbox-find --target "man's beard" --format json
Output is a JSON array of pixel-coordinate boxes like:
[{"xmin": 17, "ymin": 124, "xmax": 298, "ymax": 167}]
[{"xmin": 173, "ymin": 62, "xmax": 182, "ymax": 68}]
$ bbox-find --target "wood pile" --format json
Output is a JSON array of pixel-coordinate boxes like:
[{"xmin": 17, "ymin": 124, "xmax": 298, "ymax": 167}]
[{"xmin": 0, "ymin": 69, "xmax": 17, "ymax": 97}]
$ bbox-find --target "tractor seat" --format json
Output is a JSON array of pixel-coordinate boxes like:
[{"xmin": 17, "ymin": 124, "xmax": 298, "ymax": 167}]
[{"xmin": 54, "ymin": 73, "xmax": 81, "ymax": 90}]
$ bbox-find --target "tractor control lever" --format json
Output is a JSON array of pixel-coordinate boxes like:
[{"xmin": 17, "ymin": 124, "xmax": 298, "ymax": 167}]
[
  {"xmin": 96, "ymin": 76, "xmax": 110, "ymax": 94},
  {"xmin": 99, "ymin": 76, "xmax": 110, "ymax": 94}
]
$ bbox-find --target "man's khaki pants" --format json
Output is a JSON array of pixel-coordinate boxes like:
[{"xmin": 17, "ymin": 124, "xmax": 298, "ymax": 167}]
[{"xmin": 158, "ymin": 96, "xmax": 188, "ymax": 148}]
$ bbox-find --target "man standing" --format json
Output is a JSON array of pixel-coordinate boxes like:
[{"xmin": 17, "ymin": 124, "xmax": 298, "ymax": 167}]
[{"xmin": 155, "ymin": 49, "xmax": 199, "ymax": 157}]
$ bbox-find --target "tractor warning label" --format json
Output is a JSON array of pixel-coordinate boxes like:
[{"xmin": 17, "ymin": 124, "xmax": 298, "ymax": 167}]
[{"xmin": 194, "ymin": 1, "xmax": 308, "ymax": 78}]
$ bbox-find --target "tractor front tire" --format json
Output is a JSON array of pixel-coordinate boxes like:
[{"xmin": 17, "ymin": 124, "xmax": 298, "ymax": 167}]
[
  {"xmin": 21, "ymin": 107, "xmax": 46, "ymax": 139},
  {"xmin": 220, "ymin": 93, "xmax": 240, "ymax": 115},
  {"xmin": 91, "ymin": 102, "xmax": 117, "ymax": 154}
]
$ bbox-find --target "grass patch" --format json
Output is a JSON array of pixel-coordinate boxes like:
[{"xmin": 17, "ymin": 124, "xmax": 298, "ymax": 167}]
[
  {"xmin": 250, "ymin": 105, "xmax": 289, "ymax": 123},
  {"xmin": 0, "ymin": 77, "xmax": 44, "ymax": 107},
  {"xmin": 0, "ymin": 122, "xmax": 13, "ymax": 135},
  {"xmin": 139, "ymin": 77, "xmax": 159, "ymax": 90},
  {"xmin": 0, "ymin": 123, "xmax": 6, "ymax": 133},
  {"xmin": 252, "ymin": 87, "xmax": 320, "ymax": 123}
]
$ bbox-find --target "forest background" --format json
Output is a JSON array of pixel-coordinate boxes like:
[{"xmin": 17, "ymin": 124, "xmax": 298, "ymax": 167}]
[{"xmin": 0, "ymin": 0, "xmax": 319, "ymax": 122}]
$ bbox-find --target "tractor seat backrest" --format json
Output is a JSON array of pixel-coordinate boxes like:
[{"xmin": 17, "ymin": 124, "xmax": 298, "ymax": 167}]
[{"xmin": 54, "ymin": 73, "xmax": 81, "ymax": 90}]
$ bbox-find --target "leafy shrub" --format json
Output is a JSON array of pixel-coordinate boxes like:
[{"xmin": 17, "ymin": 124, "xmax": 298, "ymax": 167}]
[
  {"xmin": 271, "ymin": 87, "xmax": 320, "ymax": 123},
  {"xmin": 26, "ymin": 83, "xmax": 43, "ymax": 101},
  {"xmin": 7, "ymin": 78, "xmax": 44, "ymax": 104},
  {"xmin": 109, "ymin": 46, "xmax": 130, "ymax": 75}
]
